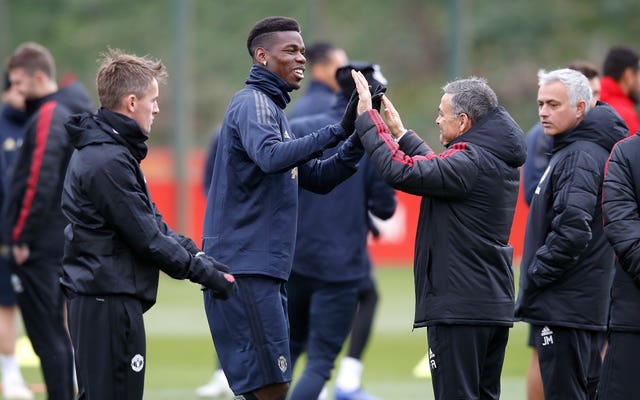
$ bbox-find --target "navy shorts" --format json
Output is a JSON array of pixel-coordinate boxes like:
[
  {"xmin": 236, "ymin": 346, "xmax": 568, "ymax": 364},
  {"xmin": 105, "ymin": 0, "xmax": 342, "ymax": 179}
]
[
  {"xmin": 204, "ymin": 275, "xmax": 291, "ymax": 395},
  {"xmin": 0, "ymin": 256, "xmax": 16, "ymax": 305}
]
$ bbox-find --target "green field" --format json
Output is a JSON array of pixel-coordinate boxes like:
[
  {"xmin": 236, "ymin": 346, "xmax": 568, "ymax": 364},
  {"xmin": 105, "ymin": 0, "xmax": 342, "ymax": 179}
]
[{"xmin": 17, "ymin": 266, "xmax": 531, "ymax": 399}]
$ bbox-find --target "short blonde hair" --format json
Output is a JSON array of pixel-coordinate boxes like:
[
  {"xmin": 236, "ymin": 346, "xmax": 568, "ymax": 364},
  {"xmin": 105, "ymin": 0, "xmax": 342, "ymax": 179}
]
[{"xmin": 96, "ymin": 48, "xmax": 167, "ymax": 109}]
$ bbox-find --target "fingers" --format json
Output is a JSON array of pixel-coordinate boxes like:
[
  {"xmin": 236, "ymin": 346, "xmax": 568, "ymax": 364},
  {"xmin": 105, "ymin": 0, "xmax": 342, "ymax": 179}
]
[
  {"xmin": 382, "ymin": 95, "xmax": 396, "ymax": 113},
  {"xmin": 351, "ymin": 70, "xmax": 371, "ymax": 98}
]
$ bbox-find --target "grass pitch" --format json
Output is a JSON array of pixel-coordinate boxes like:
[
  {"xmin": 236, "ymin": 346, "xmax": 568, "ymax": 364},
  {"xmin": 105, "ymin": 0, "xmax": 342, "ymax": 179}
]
[{"xmin": 17, "ymin": 266, "xmax": 531, "ymax": 399}]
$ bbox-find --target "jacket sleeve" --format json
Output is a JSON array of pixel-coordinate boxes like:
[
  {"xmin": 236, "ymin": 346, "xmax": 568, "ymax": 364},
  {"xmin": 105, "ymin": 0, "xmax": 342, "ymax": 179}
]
[
  {"xmin": 355, "ymin": 109, "xmax": 479, "ymax": 199},
  {"xmin": 152, "ymin": 203, "xmax": 201, "ymax": 255},
  {"xmin": 603, "ymin": 141, "xmax": 640, "ymax": 285},
  {"xmin": 297, "ymin": 134, "xmax": 364, "ymax": 194},
  {"xmin": 528, "ymin": 150, "xmax": 601, "ymax": 288},
  {"xmin": 236, "ymin": 91, "xmax": 345, "ymax": 174},
  {"xmin": 85, "ymin": 155, "xmax": 193, "ymax": 278},
  {"xmin": 11, "ymin": 102, "xmax": 70, "ymax": 243},
  {"xmin": 363, "ymin": 156, "xmax": 397, "ymax": 220}
]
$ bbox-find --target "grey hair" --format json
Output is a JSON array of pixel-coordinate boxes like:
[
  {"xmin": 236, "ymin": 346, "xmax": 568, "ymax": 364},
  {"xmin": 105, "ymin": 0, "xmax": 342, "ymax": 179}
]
[
  {"xmin": 442, "ymin": 77, "xmax": 498, "ymax": 124},
  {"xmin": 538, "ymin": 68, "xmax": 592, "ymax": 112}
]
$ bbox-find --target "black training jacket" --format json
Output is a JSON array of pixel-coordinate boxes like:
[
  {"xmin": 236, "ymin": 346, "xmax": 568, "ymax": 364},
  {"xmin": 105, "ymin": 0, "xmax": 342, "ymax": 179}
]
[
  {"xmin": 602, "ymin": 131, "xmax": 640, "ymax": 332},
  {"xmin": 60, "ymin": 111, "xmax": 200, "ymax": 311},
  {"xmin": 356, "ymin": 107, "xmax": 526, "ymax": 328},
  {"xmin": 515, "ymin": 102, "xmax": 627, "ymax": 330}
]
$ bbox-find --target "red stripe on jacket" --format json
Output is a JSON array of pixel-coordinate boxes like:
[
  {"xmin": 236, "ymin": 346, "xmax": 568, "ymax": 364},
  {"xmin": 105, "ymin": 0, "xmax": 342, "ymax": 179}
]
[
  {"xmin": 12, "ymin": 101, "xmax": 57, "ymax": 242},
  {"xmin": 367, "ymin": 109, "xmax": 466, "ymax": 166}
]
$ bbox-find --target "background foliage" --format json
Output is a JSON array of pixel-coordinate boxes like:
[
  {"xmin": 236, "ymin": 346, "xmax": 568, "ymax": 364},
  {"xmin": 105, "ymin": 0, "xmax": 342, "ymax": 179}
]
[{"xmin": 2, "ymin": 0, "xmax": 639, "ymax": 150}]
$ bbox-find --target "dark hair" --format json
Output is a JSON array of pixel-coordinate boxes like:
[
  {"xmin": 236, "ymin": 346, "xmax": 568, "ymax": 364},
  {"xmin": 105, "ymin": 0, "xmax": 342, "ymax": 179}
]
[
  {"xmin": 7, "ymin": 42, "xmax": 56, "ymax": 79},
  {"xmin": 603, "ymin": 46, "xmax": 639, "ymax": 80},
  {"xmin": 305, "ymin": 42, "xmax": 335, "ymax": 65},
  {"xmin": 566, "ymin": 60, "xmax": 599, "ymax": 80},
  {"xmin": 246, "ymin": 16, "xmax": 301, "ymax": 58}
]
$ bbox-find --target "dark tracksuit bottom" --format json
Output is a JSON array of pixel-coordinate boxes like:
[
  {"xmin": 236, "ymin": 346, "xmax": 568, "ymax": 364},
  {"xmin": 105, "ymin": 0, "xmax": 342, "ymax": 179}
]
[
  {"xmin": 346, "ymin": 275, "xmax": 378, "ymax": 360},
  {"xmin": 67, "ymin": 294, "xmax": 146, "ymax": 400},
  {"xmin": 427, "ymin": 324, "xmax": 509, "ymax": 400},
  {"xmin": 10, "ymin": 253, "xmax": 74, "ymax": 400},
  {"xmin": 287, "ymin": 272, "xmax": 360, "ymax": 400},
  {"xmin": 534, "ymin": 325, "xmax": 601, "ymax": 400},
  {"xmin": 598, "ymin": 331, "xmax": 640, "ymax": 399}
]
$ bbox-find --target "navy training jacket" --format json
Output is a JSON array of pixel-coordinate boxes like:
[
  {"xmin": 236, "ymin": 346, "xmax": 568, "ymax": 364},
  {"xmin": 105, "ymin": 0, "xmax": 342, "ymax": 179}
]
[
  {"xmin": 356, "ymin": 107, "xmax": 526, "ymax": 328},
  {"xmin": 515, "ymin": 102, "xmax": 627, "ymax": 330},
  {"xmin": 202, "ymin": 66, "xmax": 363, "ymax": 280}
]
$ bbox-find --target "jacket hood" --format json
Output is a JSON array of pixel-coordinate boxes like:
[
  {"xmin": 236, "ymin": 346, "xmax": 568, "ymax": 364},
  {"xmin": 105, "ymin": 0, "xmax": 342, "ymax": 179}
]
[
  {"xmin": 65, "ymin": 112, "xmax": 117, "ymax": 150},
  {"xmin": 25, "ymin": 81, "xmax": 94, "ymax": 116},
  {"xmin": 553, "ymin": 101, "xmax": 628, "ymax": 153},
  {"xmin": 451, "ymin": 106, "xmax": 526, "ymax": 167}
]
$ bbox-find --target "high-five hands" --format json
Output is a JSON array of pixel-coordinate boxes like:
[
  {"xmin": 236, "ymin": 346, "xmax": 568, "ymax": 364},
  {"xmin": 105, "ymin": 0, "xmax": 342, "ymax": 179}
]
[
  {"xmin": 381, "ymin": 96, "xmax": 406, "ymax": 138},
  {"xmin": 351, "ymin": 70, "xmax": 372, "ymax": 115},
  {"xmin": 351, "ymin": 70, "xmax": 406, "ymax": 139}
]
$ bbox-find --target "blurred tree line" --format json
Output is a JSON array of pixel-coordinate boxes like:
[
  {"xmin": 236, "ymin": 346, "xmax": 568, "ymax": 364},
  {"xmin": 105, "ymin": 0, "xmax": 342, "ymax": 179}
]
[{"xmin": 1, "ymin": 0, "xmax": 639, "ymax": 150}]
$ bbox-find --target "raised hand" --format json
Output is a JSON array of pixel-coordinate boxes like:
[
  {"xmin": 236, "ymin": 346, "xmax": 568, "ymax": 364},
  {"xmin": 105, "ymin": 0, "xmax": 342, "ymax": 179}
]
[
  {"xmin": 381, "ymin": 95, "xmax": 406, "ymax": 138},
  {"xmin": 351, "ymin": 69, "xmax": 372, "ymax": 115}
]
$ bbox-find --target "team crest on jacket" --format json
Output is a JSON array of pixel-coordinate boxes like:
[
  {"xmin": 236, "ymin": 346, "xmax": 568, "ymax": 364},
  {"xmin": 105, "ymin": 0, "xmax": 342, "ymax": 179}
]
[
  {"xmin": 131, "ymin": 354, "xmax": 144, "ymax": 372},
  {"xmin": 277, "ymin": 355, "xmax": 288, "ymax": 373},
  {"xmin": 291, "ymin": 167, "xmax": 298, "ymax": 180}
]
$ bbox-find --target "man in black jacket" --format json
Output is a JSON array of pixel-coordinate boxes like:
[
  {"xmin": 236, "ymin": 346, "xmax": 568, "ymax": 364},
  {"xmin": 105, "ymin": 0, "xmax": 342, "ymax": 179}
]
[
  {"xmin": 3, "ymin": 42, "xmax": 94, "ymax": 400},
  {"xmin": 60, "ymin": 49, "xmax": 236, "ymax": 400},
  {"xmin": 515, "ymin": 68, "xmax": 627, "ymax": 400},
  {"xmin": 598, "ymin": 123, "xmax": 640, "ymax": 399},
  {"xmin": 351, "ymin": 71, "xmax": 526, "ymax": 400}
]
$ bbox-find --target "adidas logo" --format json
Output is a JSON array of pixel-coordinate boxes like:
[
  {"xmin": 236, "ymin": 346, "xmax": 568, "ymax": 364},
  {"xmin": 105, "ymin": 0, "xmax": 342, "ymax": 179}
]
[
  {"xmin": 541, "ymin": 326, "xmax": 554, "ymax": 346},
  {"xmin": 429, "ymin": 348, "xmax": 437, "ymax": 370}
]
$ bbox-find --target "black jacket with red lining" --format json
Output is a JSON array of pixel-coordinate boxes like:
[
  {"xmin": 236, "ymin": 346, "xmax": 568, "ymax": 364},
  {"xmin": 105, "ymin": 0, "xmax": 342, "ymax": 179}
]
[{"xmin": 355, "ymin": 107, "xmax": 526, "ymax": 328}]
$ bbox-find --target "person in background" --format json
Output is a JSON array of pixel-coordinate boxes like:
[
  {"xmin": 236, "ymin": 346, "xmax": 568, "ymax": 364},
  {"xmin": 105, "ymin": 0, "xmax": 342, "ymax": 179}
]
[
  {"xmin": 3, "ymin": 42, "xmax": 94, "ymax": 400},
  {"xmin": 520, "ymin": 60, "xmax": 601, "ymax": 400},
  {"xmin": 287, "ymin": 42, "xmax": 347, "ymax": 119},
  {"xmin": 515, "ymin": 68, "xmax": 626, "ymax": 400},
  {"xmin": 352, "ymin": 71, "xmax": 526, "ymax": 400},
  {"xmin": 600, "ymin": 45, "xmax": 640, "ymax": 135},
  {"xmin": 286, "ymin": 61, "xmax": 395, "ymax": 400},
  {"xmin": 0, "ymin": 71, "xmax": 32, "ymax": 400},
  {"xmin": 61, "ymin": 48, "xmax": 236, "ymax": 400},
  {"xmin": 598, "ymin": 112, "xmax": 640, "ymax": 400},
  {"xmin": 201, "ymin": 16, "xmax": 364, "ymax": 400}
]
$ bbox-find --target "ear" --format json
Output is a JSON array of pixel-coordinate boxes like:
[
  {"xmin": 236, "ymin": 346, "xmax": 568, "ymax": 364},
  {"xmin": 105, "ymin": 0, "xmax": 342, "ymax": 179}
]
[
  {"xmin": 255, "ymin": 47, "xmax": 267, "ymax": 65},
  {"xmin": 124, "ymin": 94, "xmax": 137, "ymax": 113},
  {"xmin": 576, "ymin": 99, "xmax": 587, "ymax": 118},
  {"xmin": 459, "ymin": 113, "xmax": 472, "ymax": 133},
  {"xmin": 622, "ymin": 67, "xmax": 637, "ymax": 88},
  {"xmin": 33, "ymin": 70, "xmax": 48, "ymax": 85}
]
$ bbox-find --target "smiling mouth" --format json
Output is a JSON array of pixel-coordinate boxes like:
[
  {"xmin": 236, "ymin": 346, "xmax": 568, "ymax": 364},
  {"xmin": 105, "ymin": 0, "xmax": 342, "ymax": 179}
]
[{"xmin": 293, "ymin": 68, "xmax": 304, "ymax": 79}]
